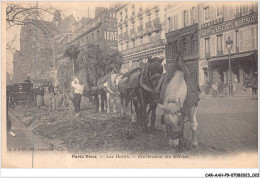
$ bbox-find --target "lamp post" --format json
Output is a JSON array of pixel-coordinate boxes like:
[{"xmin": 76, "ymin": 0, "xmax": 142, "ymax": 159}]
[{"xmin": 226, "ymin": 37, "xmax": 234, "ymax": 96}]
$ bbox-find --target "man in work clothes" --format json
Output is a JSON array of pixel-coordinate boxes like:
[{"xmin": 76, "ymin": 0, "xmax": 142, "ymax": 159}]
[
  {"xmin": 48, "ymin": 79, "xmax": 57, "ymax": 113},
  {"xmin": 71, "ymin": 77, "xmax": 84, "ymax": 117}
]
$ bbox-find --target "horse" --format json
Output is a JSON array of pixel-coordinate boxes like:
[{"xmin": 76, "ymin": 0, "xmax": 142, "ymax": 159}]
[
  {"xmin": 124, "ymin": 56, "xmax": 164, "ymax": 131},
  {"xmin": 157, "ymin": 53, "xmax": 200, "ymax": 149},
  {"xmin": 95, "ymin": 71, "xmax": 129, "ymax": 114}
]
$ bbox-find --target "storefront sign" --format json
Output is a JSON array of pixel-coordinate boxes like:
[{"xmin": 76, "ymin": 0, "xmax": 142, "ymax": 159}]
[
  {"xmin": 200, "ymin": 13, "xmax": 258, "ymax": 37},
  {"xmin": 201, "ymin": 17, "xmax": 224, "ymax": 29},
  {"xmin": 166, "ymin": 24, "xmax": 198, "ymax": 39}
]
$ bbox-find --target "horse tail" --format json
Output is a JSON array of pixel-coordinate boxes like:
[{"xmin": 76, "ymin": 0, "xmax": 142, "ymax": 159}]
[{"xmin": 125, "ymin": 96, "xmax": 130, "ymax": 108}]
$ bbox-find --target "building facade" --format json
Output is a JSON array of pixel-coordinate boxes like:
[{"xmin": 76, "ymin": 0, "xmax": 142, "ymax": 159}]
[
  {"xmin": 13, "ymin": 22, "xmax": 55, "ymax": 82},
  {"xmin": 13, "ymin": 12, "xmax": 75, "ymax": 82},
  {"xmin": 165, "ymin": 2, "xmax": 199, "ymax": 77},
  {"xmin": 198, "ymin": 2, "xmax": 258, "ymax": 94},
  {"xmin": 115, "ymin": 3, "xmax": 166, "ymax": 73},
  {"xmin": 68, "ymin": 7, "xmax": 118, "ymax": 50}
]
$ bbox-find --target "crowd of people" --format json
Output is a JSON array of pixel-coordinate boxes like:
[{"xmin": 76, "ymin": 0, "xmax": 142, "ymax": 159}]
[{"xmin": 26, "ymin": 75, "xmax": 84, "ymax": 117}]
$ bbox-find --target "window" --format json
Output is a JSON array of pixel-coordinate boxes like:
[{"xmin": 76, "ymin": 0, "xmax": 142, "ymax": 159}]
[
  {"xmin": 191, "ymin": 36, "xmax": 196, "ymax": 54},
  {"xmin": 174, "ymin": 15, "xmax": 178, "ymax": 30},
  {"xmin": 242, "ymin": 4, "xmax": 249, "ymax": 15},
  {"xmin": 251, "ymin": 26, "xmax": 256, "ymax": 49},
  {"xmin": 216, "ymin": 4, "xmax": 223, "ymax": 17},
  {"xmin": 132, "ymin": 40, "xmax": 135, "ymax": 48},
  {"xmin": 167, "ymin": 17, "xmax": 173, "ymax": 32},
  {"xmin": 205, "ymin": 38, "xmax": 210, "ymax": 56},
  {"xmin": 204, "ymin": 6, "xmax": 210, "ymax": 21},
  {"xmin": 132, "ymin": 4, "xmax": 135, "ymax": 15},
  {"xmin": 120, "ymin": 12, "xmax": 122, "ymax": 21},
  {"xmin": 125, "ymin": 9, "xmax": 128, "ymax": 18},
  {"xmin": 190, "ymin": 7, "xmax": 194, "ymax": 25},
  {"xmin": 235, "ymin": 30, "xmax": 239, "ymax": 51},
  {"xmin": 183, "ymin": 10, "xmax": 188, "ymax": 27},
  {"xmin": 217, "ymin": 35, "xmax": 223, "ymax": 54},
  {"xmin": 183, "ymin": 38, "xmax": 188, "ymax": 54},
  {"xmin": 97, "ymin": 30, "xmax": 100, "ymax": 40}
]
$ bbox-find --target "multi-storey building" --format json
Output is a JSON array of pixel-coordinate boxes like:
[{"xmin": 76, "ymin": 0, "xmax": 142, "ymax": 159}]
[
  {"xmin": 13, "ymin": 11, "xmax": 75, "ymax": 82},
  {"xmin": 115, "ymin": 3, "xmax": 166, "ymax": 73},
  {"xmin": 198, "ymin": 2, "xmax": 258, "ymax": 94},
  {"xmin": 68, "ymin": 7, "xmax": 118, "ymax": 50},
  {"xmin": 165, "ymin": 2, "xmax": 199, "ymax": 77}
]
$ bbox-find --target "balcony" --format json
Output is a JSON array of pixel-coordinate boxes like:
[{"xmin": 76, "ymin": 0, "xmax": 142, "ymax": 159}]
[
  {"xmin": 153, "ymin": 23, "xmax": 162, "ymax": 31},
  {"xmin": 118, "ymin": 34, "xmax": 123, "ymax": 41},
  {"xmin": 205, "ymin": 52, "xmax": 211, "ymax": 58},
  {"xmin": 130, "ymin": 14, "xmax": 135, "ymax": 22},
  {"xmin": 124, "ymin": 16, "xmax": 128, "ymax": 24},
  {"xmin": 217, "ymin": 50, "xmax": 223, "ymax": 56},
  {"xmin": 119, "ymin": 19, "xmax": 123, "ymax": 26},
  {"xmin": 235, "ymin": 13, "xmax": 242, "ymax": 18},
  {"xmin": 123, "ymin": 32, "xmax": 129, "ymax": 40},
  {"xmin": 145, "ymin": 22, "xmax": 153, "ymax": 35},
  {"xmin": 129, "ymin": 29, "xmax": 136, "ymax": 39},
  {"xmin": 137, "ymin": 25, "xmax": 144, "ymax": 37},
  {"xmin": 121, "ymin": 39, "xmax": 165, "ymax": 56},
  {"xmin": 130, "ymin": 29, "xmax": 135, "ymax": 34},
  {"xmin": 145, "ymin": 22, "xmax": 152, "ymax": 29}
]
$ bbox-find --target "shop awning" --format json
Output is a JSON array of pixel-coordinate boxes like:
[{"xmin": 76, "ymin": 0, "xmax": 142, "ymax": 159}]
[{"xmin": 208, "ymin": 52, "xmax": 255, "ymax": 62}]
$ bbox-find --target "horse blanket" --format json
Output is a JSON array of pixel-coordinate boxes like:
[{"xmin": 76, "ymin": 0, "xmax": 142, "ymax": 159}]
[{"xmin": 161, "ymin": 55, "xmax": 200, "ymax": 113}]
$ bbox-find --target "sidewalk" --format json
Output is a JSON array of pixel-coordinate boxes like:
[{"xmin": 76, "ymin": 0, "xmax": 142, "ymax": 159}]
[
  {"xmin": 7, "ymin": 111, "xmax": 52, "ymax": 151},
  {"xmin": 199, "ymin": 93, "xmax": 258, "ymax": 100}
]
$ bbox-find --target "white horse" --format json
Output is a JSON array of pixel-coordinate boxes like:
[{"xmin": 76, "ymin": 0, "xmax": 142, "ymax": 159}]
[
  {"xmin": 158, "ymin": 70, "xmax": 199, "ymax": 148},
  {"xmin": 97, "ymin": 73, "xmax": 128, "ymax": 114}
]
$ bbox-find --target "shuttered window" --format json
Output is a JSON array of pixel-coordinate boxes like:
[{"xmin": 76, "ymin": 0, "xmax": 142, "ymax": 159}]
[
  {"xmin": 230, "ymin": 31, "xmax": 235, "ymax": 53},
  {"xmin": 255, "ymin": 26, "xmax": 258, "ymax": 50},
  {"xmin": 217, "ymin": 34, "xmax": 223, "ymax": 54},
  {"xmin": 244, "ymin": 27, "xmax": 251, "ymax": 51},
  {"xmin": 190, "ymin": 7, "xmax": 194, "ymax": 25},
  {"xmin": 200, "ymin": 39, "xmax": 205, "ymax": 58},
  {"xmin": 251, "ymin": 26, "xmax": 255, "ymax": 50},
  {"xmin": 239, "ymin": 29, "xmax": 244, "ymax": 52},
  {"xmin": 205, "ymin": 38, "xmax": 210, "ymax": 56},
  {"xmin": 174, "ymin": 15, "xmax": 178, "ymax": 30},
  {"xmin": 211, "ymin": 36, "xmax": 216, "ymax": 56}
]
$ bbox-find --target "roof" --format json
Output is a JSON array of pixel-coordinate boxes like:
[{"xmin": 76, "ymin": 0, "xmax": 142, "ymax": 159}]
[{"xmin": 56, "ymin": 15, "xmax": 76, "ymax": 34}]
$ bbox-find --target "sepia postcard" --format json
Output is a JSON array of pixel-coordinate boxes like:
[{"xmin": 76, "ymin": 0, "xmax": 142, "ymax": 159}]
[{"xmin": 1, "ymin": 1, "xmax": 259, "ymax": 172}]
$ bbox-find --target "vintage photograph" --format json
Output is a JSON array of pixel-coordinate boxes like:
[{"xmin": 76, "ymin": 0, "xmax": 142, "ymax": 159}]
[{"xmin": 2, "ymin": 1, "xmax": 258, "ymax": 169}]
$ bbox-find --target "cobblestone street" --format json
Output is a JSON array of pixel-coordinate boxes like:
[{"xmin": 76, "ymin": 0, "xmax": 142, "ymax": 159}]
[{"xmin": 6, "ymin": 95, "xmax": 258, "ymax": 155}]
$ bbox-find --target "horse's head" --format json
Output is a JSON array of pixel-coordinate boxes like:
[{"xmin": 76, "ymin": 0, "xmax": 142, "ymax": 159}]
[
  {"xmin": 147, "ymin": 57, "xmax": 164, "ymax": 89},
  {"xmin": 158, "ymin": 98, "xmax": 183, "ymax": 147}
]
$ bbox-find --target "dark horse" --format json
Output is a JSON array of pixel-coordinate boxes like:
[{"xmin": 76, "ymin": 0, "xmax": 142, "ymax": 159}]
[{"xmin": 123, "ymin": 56, "xmax": 164, "ymax": 131}]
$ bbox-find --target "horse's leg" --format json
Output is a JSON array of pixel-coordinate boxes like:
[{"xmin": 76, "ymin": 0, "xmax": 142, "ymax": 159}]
[
  {"xmin": 98, "ymin": 94, "xmax": 102, "ymax": 112},
  {"xmin": 190, "ymin": 106, "xmax": 198, "ymax": 148},
  {"xmin": 139, "ymin": 89, "xmax": 148, "ymax": 131},
  {"xmin": 120, "ymin": 96, "xmax": 125, "ymax": 114},
  {"xmin": 150, "ymin": 104, "xmax": 157, "ymax": 132},
  {"xmin": 132, "ymin": 99, "xmax": 138, "ymax": 123},
  {"xmin": 106, "ymin": 92, "xmax": 110, "ymax": 113},
  {"xmin": 112, "ymin": 95, "xmax": 116, "ymax": 113}
]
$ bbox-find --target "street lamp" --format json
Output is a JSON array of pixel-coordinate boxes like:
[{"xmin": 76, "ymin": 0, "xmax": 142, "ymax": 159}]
[{"xmin": 226, "ymin": 36, "xmax": 233, "ymax": 96}]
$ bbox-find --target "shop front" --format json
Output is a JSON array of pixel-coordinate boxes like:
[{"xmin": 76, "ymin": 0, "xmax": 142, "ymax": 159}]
[
  {"xmin": 208, "ymin": 51, "xmax": 257, "ymax": 94},
  {"xmin": 165, "ymin": 24, "xmax": 199, "ymax": 77}
]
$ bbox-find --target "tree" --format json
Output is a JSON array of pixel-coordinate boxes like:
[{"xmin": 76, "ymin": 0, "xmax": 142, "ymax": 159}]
[
  {"xmin": 6, "ymin": 2, "xmax": 58, "ymax": 53},
  {"xmin": 77, "ymin": 44, "xmax": 123, "ymax": 88},
  {"xmin": 64, "ymin": 45, "xmax": 80, "ymax": 75},
  {"xmin": 6, "ymin": 3, "xmax": 56, "ymax": 32}
]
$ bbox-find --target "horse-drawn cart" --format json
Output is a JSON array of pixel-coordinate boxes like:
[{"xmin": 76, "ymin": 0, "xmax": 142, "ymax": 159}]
[{"xmin": 7, "ymin": 82, "xmax": 35, "ymax": 108}]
